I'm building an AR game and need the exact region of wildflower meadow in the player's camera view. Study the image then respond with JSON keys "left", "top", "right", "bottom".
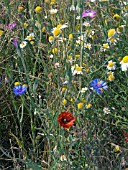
{"left": 0, "top": 0, "right": 128, "bottom": 169}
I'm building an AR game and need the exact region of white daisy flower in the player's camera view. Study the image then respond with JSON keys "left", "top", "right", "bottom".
{"left": 20, "top": 41, "right": 27, "bottom": 48}
{"left": 107, "top": 60, "right": 116, "bottom": 70}
{"left": 71, "top": 64, "right": 83, "bottom": 75}
{"left": 120, "top": 56, "right": 128, "bottom": 71}
{"left": 49, "top": 9, "right": 58, "bottom": 15}
{"left": 103, "top": 107, "right": 111, "bottom": 114}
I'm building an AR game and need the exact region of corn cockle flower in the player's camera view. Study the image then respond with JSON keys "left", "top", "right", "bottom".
{"left": 120, "top": 56, "right": 128, "bottom": 71}
{"left": 58, "top": 112, "right": 76, "bottom": 129}
{"left": 13, "top": 39, "right": 18, "bottom": 48}
{"left": 90, "top": 78, "right": 108, "bottom": 94}
{"left": 7, "top": 22, "right": 16, "bottom": 30}
{"left": 35, "top": 6, "right": 42, "bottom": 13}
{"left": 13, "top": 82, "right": 27, "bottom": 95}
{"left": 82, "top": 10, "right": 96, "bottom": 18}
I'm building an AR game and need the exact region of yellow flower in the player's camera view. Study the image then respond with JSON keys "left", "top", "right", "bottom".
{"left": 50, "top": 0, "right": 56, "bottom": 5}
{"left": 75, "top": 54, "right": 80, "bottom": 59}
{"left": 53, "top": 28, "right": 61, "bottom": 37}
{"left": 42, "top": 27, "right": 46, "bottom": 32}
{"left": 45, "top": 0, "right": 50, "bottom": 3}
{"left": 57, "top": 24, "right": 62, "bottom": 29}
{"left": 30, "top": 41, "right": 34, "bottom": 45}
{"left": 122, "top": 56, "right": 128, "bottom": 63}
{"left": 49, "top": 36, "right": 54, "bottom": 43}
{"left": 69, "top": 34, "right": 73, "bottom": 40}
{"left": 62, "top": 87, "right": 67, "bottom": 92}
{"left": 24, "top": 22, "right": 28, "bottom": 28}
{"left": 114, "top": 145, "right": 120, "bottom": 152}
{"left": 113, "top": 14, "right": 120, "bottom": 20}
{"left": 82, "top": 63, "right": 86, "bottom": 67}
{"left": 0, "top": 30, "right": 4, "bottom": 36}
{"left": 75, "top": 66, "right": 82, "bottom": 72}
{"left": 107, "top": 72, "right": 115, "bottom": 81}
{"left": 60, "top": 154, "right": 67, "bottom": 161}
{"left": 108, "top": 29, "right": 116, "bottom": 38}
{"left": 77, "top": 103, "right": 84, "bottom": 110}
{"left": 86, "top": 103, "right": 92, "bottom": 109}
{"left": 18, "top": 6, "right": 24, "bottom": 13}
{"left": 85, "top": 68, "right": 90, "bottom": 73}
{"left": 67, "top": 55, "right": 72, "bottom": 60}
{"left": 76, "top": 24, "right": 80, "bottom": 31}
{"left": 52, "top": 48, "right": 58, "bottom": 54}
{"left": 103, "top": 43, "right": 109, "bottom": 49}
{"left": 15, "top": 82, "right": 21, "bottom": 86}
{"left": 62, "top": 99, "right": 67, "bottom": 105}
{"left": 35, "top": 6, "right": 42, "bottom": 13}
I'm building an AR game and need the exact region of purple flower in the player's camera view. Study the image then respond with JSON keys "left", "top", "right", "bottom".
{"left": 13, "top": 83, "right": 27, "bottom": 95}
{"left": 7, "top": 22, "right": 16, "bottom": 30}
{"left": 90, "top": 78, "right": 108, "bottom": 94}
{"left": 82, "top": 10, "right": 96, "bottom": 18}
{"left": 13, "top": 38, "right": 18, "bottom": 48}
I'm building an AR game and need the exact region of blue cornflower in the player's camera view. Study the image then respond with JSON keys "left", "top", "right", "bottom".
{"left": 13, "top": 82, "right": 27, "bottom": 95}
{"left": 89, "top": 78, "right": 108, "bottom": 94}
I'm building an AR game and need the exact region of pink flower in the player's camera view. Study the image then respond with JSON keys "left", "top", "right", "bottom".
{"left": 7, "top": 22, "right": 16, "bottom": 30}
{"left": 82, "top": 10, "right": 96, "bottom": 18}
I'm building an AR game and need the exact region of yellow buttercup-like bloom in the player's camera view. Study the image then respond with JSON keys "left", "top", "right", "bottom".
{"left": 69, "top": 34, "right": 73, "bottom": 40}
{"left": 52, "top": 48, "right": 58, "bottom": 54}
{"left": 108, "top": 29, "right": 116, "bottom": 38}
{"left": 0, "top": 30, "right": 4, "bottom": 36}
{"left": 53, "top": 28, "right": 61, "bottom": 37}
{"left": 113, "top": 14, "right": 120, "bottom": 20}
{"left": 35, "top": 6, "right": 42, "bottom": 13}
{"left": 24, "top": 22, "right": 28, "bottom": 28}
{"left": 62, "top": 99, "right": 67, "bottom": 105}
{"left": 18, "top": 6, "right": 24, "bottom": 13}
{"left": 15, "top": 82, "right": 21, "bottom": 86}
{"left": 77, "top": 103, "right": 84, "bottom": 110}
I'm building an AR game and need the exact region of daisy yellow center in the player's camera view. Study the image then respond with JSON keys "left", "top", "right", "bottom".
{"left": 75, "top": 66, "right": 82, "bottom": 72}
{"left": 53, "top": 28, "right": 61, "bottom": 36}
{"left": 21, "top": 43, "right": 25, "bottom": 47}
{"left": 98, "top": 81, "right": 101, "bottom": 85}
{"left": 108, "top": 62, "right": 114, "bottom": 67}
{"left": 57, "top": 24, "right": 62, "bottom": 29}
{"left": 122, "top": 56, "right": 128, "bottom": 63}
{"left": 108, "top": 29, "right": 115, "bottom": 37}
{"left": 103, "top": 43, "right": 109, "bottom": 48}
{"left": 27, "top": 36, "right": 33, "bottom": 41}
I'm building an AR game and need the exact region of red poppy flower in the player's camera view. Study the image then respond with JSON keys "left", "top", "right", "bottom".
{"left": 122, "top": 131, "right": 128, "bottom": 142}
{"left": 58, "top": 112, "right": 76, "bottom": 129}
